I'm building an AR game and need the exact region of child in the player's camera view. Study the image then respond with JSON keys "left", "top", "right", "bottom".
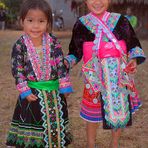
{"left": 6, "top": 0, "right": 73, "bottom": 147}
{"left": 64, "top": 0, "right": 146, "bottom": 148}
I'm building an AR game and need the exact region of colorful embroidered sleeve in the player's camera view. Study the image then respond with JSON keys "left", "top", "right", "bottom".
{"left": 53, "top": 37, "right": 73, "bottom": 94}
{"left": 11, "top": 39, "right": 32, "bottom": 99}
{"left": 64, "top": 54, "right": 78, "bottom": 70}
{"left": 65, "top": 20, "right": 94, "bottom": 69}
{"left": 119, "top": 15, "right": 146, "bottom": 64}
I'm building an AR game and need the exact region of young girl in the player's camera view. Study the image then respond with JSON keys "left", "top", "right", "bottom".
{"left": 65, "top": 0, "right": 146, "bottom": 147}
{"left": 6, "top": 0, "right": 73, "bottom": 147}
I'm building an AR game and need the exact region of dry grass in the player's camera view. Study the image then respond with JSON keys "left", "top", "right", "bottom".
{"left": 0, "top": 30, "right": 148, "bottom": 148}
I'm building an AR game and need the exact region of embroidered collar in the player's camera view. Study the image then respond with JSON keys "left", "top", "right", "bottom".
{"left": 23, "top": 33, "right": 52, "bottom": 81}
{"left": 80, "top": 12, "right": 123, "bottom": 55}
{"left": 79, "top": 12, "right": 120, "bottom": 33}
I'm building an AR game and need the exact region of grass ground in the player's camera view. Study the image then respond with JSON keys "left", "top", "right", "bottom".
{"left": 0, "top": 30, "right": 148, "bottom": 148}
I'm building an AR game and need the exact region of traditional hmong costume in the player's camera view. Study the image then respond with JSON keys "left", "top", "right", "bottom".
{"left": 6, "top": 33, "right": 73, "bottom": 148}
{"left": 65, "top": 12, "right": 146, "bottom": 129}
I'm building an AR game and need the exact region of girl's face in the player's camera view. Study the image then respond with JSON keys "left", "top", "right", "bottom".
{"left": 22, "top": 9, "right": 48, "bottom": 45}
{"left": 85, "top": 0, "right": 109, "bottom": 16}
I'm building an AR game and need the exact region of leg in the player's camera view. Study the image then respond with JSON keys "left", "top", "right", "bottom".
{"left": 110, "top": 128, "right": 121, "bottom": 148}
{"left": 86, "top": 121, "right": 98, "bottom": 148}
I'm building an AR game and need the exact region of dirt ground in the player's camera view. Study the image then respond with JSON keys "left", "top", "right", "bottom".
{"left": 0, "top": 30, "right": 148, "bottom": 148}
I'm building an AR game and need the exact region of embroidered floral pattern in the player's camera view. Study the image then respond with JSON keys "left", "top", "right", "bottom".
{"left": 23, "top": 33, "right": 52, "bottom": 81}
{"left": 11, "top": 34, "right": 72, "bottom": 97}
{"left": 64, "top": 54, "right": 78, "bottom": 69}
{"left": 80, "top": 12, "right": 132, "bottom": 128}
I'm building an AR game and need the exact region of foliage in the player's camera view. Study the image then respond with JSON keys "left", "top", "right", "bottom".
{"left": 0, "top": 1, "right": 6, "bottom": 9}
{"left": 0, "top": 0, "right": 22, "bottom": 14}
{"left": 0, "top": 0, "right": 22, "bottom": 27}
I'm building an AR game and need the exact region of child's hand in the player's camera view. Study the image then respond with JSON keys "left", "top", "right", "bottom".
{"left": 124, "top": 59, "right": 137, "bottom": 74}
{"left": 64, "top": 93, "right": 71, "bottom": 98}
{"left": 26, "top": 94, "right": 37, "bottom": 102}
{"left": 64, "top": 59, "right": 69, "bottom": 70}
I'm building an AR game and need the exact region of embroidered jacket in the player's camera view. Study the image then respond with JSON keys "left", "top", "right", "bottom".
{"left": 11, "top": 33, "right": 73, "bottom": 99}
{"left": 65, "top": 13, "right": 145, "bottom": 67}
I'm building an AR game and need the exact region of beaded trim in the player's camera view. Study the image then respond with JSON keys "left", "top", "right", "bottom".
{"left": 23, "top": 33, "right": 52, "bottom": 81}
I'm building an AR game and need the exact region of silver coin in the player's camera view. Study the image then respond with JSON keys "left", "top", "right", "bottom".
{"left": 86, "top": 84, "right": 90, "bottom": 89}
{"left": 93, "top": 98, "right": 98, "bottom": 104}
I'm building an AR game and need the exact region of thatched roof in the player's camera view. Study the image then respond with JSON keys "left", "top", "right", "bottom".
{"left": 72, "top": 0, "right": 148, "bottom": 5}
{"left": 111, "top": 0, "right": 148, "bottom": 4}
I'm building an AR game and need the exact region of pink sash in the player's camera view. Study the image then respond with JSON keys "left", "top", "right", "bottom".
{"left": 83, "top": 40, "right": 127, "bottom": 64}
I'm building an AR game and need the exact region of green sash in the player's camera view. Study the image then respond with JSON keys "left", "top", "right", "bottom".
{"left": 28, "top": 80, "right": 59, "bottom": 91}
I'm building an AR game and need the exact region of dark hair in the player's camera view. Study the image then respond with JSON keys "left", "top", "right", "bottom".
{"left": 20, "top": 0, "right": 53, "bottom": 32}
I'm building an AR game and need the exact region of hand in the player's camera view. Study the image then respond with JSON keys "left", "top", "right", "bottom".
{"left": 124, "top": 59, "right": 137, "bottom": 74}
{"left": 26, "top": 94, "right": 37, "bottom": 102}
{"left": 64, "top": 93, "right": 71, "bottom": 98}
{"left": 64, "top": 59, "right": 69, "bottom": 69}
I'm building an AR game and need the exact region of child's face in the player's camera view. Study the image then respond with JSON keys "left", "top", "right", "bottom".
{"left": 22, "top": 9, "right": 48, "bottom": 43}
{"left": 85, "top": 0, "right": 109, "bottom": 16}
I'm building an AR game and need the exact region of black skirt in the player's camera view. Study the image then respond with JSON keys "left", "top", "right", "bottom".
{"left": 6, "top": 89, "right": 72, "bottom": 148}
